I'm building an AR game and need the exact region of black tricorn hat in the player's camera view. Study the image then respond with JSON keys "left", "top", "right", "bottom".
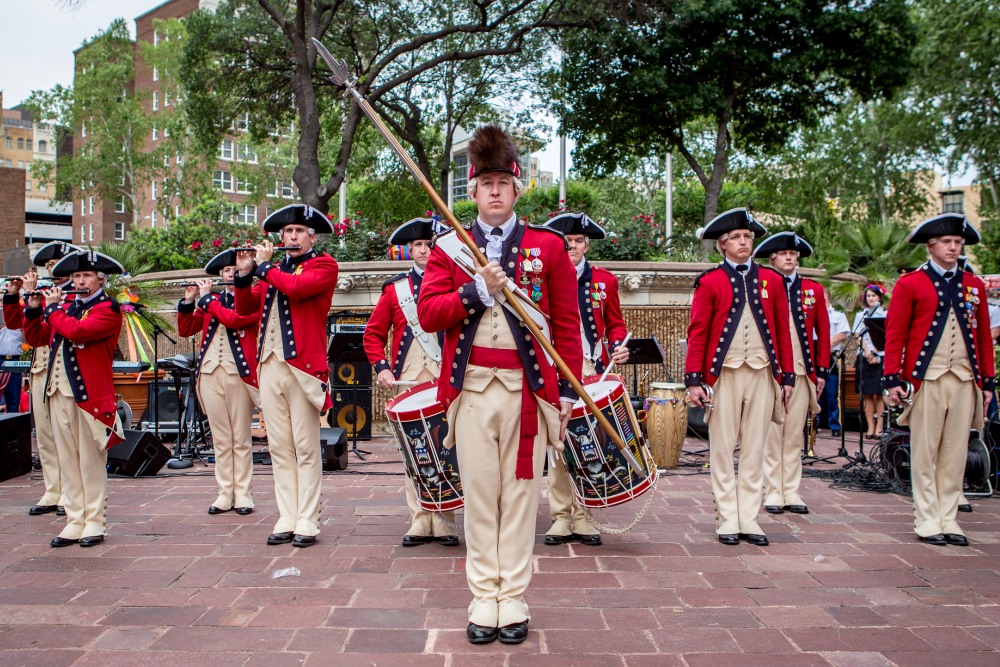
{"left": 388, "top": 217, "right": 448, "bottom": 245}
{"left": 752, "top": 231, "right": 813, "bottom": 260}
{"left": 32, "top": 241, "right": 81, "bottom": 267}
{"left": 51, "top": 250, "right": 125, "bottom": 278}
{"left": 696, "top": 208, "right": 767, "bottom": 241}
{"left": 261, "top": 203, "right": 335, "bottom": 234}
{"left": 907, "top": 214, "right": 980, "bottom": 245}
{"left": 467, "top": 125, "right": 521, "bottom": 180}
{"left": 544, "top": 212, "right": 607, "bottom": 240}
{"left": 204, "top": 249, "right": 238, "bottom": 276}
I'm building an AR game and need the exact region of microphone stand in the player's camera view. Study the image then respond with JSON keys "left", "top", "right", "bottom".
{"left": 134, "top": 306, "right": 175, "bottom": 443}
{"left": 837, "top": 308, "right": 874, "bottom": 470}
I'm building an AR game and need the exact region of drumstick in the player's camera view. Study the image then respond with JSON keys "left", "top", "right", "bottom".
{"left": 598, "top": 332, "right": 632, "bottom": 384}
{"left": 391, "top": 380, "right": 419, "bottom": 386}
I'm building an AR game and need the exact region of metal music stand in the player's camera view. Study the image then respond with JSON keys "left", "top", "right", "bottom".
{"left": 622, "top": 336, "right": 667, "bottom": 395}
{"left": 160, "top": 354, "right": 208, "bottom": 469}
{"left": 327, "top": 325, "right": 372, "bottom": 460}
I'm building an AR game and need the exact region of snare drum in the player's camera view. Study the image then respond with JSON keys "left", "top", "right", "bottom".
{"left": 385, "top": 382, "right": 463, "bottom": 512}
{"left": 645, "top": 382, "right": 688, "bottom": 468}
{"left": 561, "top": 374, "right": 658, "bottom": 508}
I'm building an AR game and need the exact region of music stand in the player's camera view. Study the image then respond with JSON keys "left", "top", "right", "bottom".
{"left": 327, "top": 326, "right": 372, "bottom": 460}
{"left": 623, "top": 336, "right": 667, "bottom": 395}
{"left": 864, "top": 316, "right": 886, "bottom": 351}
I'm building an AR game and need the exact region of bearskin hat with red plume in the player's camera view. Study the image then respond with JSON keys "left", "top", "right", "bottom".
{"left": 467, "top": 124, "right": 521, "bottom": 180}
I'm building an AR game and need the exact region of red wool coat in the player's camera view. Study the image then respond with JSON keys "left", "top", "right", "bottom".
{"left": 684, "top": 262, "right": 795, "bottom": 388}
{"left": 177, "top": 291, "right": 261, "bottom": 388}
{"left": 788, "top": 275, "right": 832, "bottom": 384}
{"left": 363, "top": 269, "right": 437, "bottom": 377}
{"left": 23, "top": 293, "right": 125, "bottom": 447}
{"left": 578, "top": 262, "right": 628, "bottom": 371}
{"left": 883, "top": 264, "right": 995, "bottom": 393}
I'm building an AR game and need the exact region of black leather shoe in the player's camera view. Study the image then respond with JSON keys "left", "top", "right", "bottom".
{"left": 267, "top": 531, "right": 294, "bottom": 545}
{"left": 944, "top": 533, "right": 969, "bottom": 546}
{"left": 831, "top": 430, "right": 841, "bottom": 437}
{"left": 764, "top": 505, "right": 784, "bottom": 514}
{"left": 919, "top": 534, "right": 947, "bottom": 546}
{"left": 958, "top": 504, "right": 973, "bottom": 513}
{"left": 718, "top": 534, "right": 739, "bottom": 546}
{"left": 208, "top": 506, "right": 232, "bottom": 515}
{"left": 402, "top": 535, "right": 433, "bottom": 547}
{"left": 435, "top": 535, "right": 460, "bottom": 547}
{"left": 544, "top": 534, "right": 573, "bottom": 545}
{"left": 467, "top": 623, "right": 499, "bottom": 644}
{"left": 575, "top": 533, "right": 602, "bottom": 546}
{"left": 498, "top": 621, "right": 529, "bottom": 644}
{"left": 740, "top": 533, "right": 770, "bottom": 546}
{"left": 292, "top": 535, "right": 316, "bottom": 548}
{"left": 56, "top": 506, "right": 66, "bottom": 516}
{"left": 50, "top": 536, "right": 79, "bottom": 547}
{"left": 29, "top": 505, "right": 58, "bottom": 516}
{"left": 234, "top": 507, "right": 253, "bottom": 515}
{"left": 80, "top": 535, "right": 104, "bottom": 547}
{"left": 784, "top": 505, "right": 809, "bottom": 514}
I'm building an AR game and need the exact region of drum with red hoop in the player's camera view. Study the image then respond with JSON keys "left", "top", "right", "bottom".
{"left": 385, "top": 381, "right": 463, "bottom": 512}
{"left": 561, "top": 374, "right": 658, "bottom": 508}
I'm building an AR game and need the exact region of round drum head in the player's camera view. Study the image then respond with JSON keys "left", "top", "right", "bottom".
{"left": 649, "top": 382, "right": 685, "bottom": 390}
{"left": 573, "top": 379, "right": 619, "bottom": 408}
{"left": 386, "top": 381, "right": 443, "bottom": 420}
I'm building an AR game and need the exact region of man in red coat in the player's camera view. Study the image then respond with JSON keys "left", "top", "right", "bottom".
{"left": 363, "top": 216, "right": 458, "bottom": 547}
{"left": 235, "top": 204, "right": 338, "bottom": 548}
{"left": 23, "top": 250, "right": 125, "bottom": 547}
{"left": 3, "top": 241, "right": 80, "bottom": 517}
{"left": 884, "top": 214, "right": 995, "bottom": 546}
{"left": 541, "top": 212, "right": 629, "bottom": 547}
{"left": 418, "top": 125, "right": 582, "bottom": 645}
{"left": 684, "top": 209, "right": 794, "bottom": 547}
{"left": 753, "top": 232, "right": 830, "bottom": 515}
{"left": 178, "top": 249, "right": 261, "bottom": 516}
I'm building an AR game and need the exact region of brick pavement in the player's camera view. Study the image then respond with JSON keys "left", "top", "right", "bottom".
{"left": 0, "top": 431, "right": 997, "bottom": 666}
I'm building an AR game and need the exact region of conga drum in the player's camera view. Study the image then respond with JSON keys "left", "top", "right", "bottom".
{"left": 645, "top": 382, "right": 688, "bottom": 468}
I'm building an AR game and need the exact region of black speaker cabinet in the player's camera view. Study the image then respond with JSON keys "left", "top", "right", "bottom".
{"left": 320, "top": 427, "right": 348, "bottom": 471}
{"left": 331, "top": 386, "right": 372, "bottom": 440}
{"left": 0, "top": 412, "right": 32, "bottom": 482}
{"left": 107, "top": 429, "right": 171, "bottom": 477}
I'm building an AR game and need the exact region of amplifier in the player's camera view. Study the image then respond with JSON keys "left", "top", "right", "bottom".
{"left": 0, "top": 413, "right": 32, "bottom": 482}
{"left": 0, "top": 360, "right": 30, "bottom": 372}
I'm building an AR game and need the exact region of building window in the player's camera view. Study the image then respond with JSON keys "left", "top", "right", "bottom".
{"left": 452, "top": 153, "right": 469, "bottom": 201}
{"left": 213, "top": 170, "right": 233, "bottom": 192}
{"left": 39, "top": 183, "right": 46, "bottom": 193}
{"left": 153, "top": 67, "right": 159, "bottom": 82}
{"left": 80, "top": 225, "right": 85, "bottom": 243}
{"left": 175, "top": 205, "right": 181, "bottom": 218}
{"left": 80, "top": 200, "right": 86, "bottom": 217}
{"left": 236, "top": 176, "right": 251, "bottom": 194}
{"left": 237, "top": 143, "right": 258, "bottom": 163}
{"left": 17, "top": 161, "right": 24, "bottom": 169}
{"left": 38, "top": 140, "right": 47, "bottom": 153}
{"left": 153, "top": 91, "right": 159, "bottom": 111}
{"left": 115, "top": 196, "right": 126, "bottom": 213}
{"left": 272, "top": 180, "right": 294, "bottom": 198}
{"left": 151, "top": 210, "right": 158, "bottom": 227}
{"left": 153, "top": 30, "right": 159, "bottom": 46}
{"left": 152, "top": 126, "right": 159, "bottom": 141}
{"left": 151, "top": 181, "right": 158, "bottom": 200}
{"left": 164, "top": 91, "right": 171, "bottom": 107}
{"left": 164, "top": 154, "right": 170, "bottom": 167}
{"left": 236, "top": 113, "right": 250, "bottom": 132}
{"left": 17, "top": 138, "right": 24, "bottom": 150}
{"left": 114, "top": 222, "right": 126, "bottom": 241}
{"left": 218, "top": 140, "right": 234, "bottom": 160}
{"left": 942, "top": 191, "right": 964, "bottom": 215}
{"left": 25, "top": 181, "right": 31, "bottom": 192}
{"left": 88, "top": 223, "right": 94, "bottom": 241}
{"left": 4, "top": 137, "right": 10, "bottom": 149}
{"left": 236, "top": 204, "right": 257, "bottom": 224}
{"left": 163, "top": 126, "right": 170, "bottom": 138}
{"left": 26, "top": 139, "right": 32, "bottom": 151}
{"left": 81, "top": 122, "right": 87, "bottom": 138}
{"left": 88, "top": 196, "right": 94, "bottom": 214}
{"left": 176, "top": 153, "right": 183, "bottom": 164}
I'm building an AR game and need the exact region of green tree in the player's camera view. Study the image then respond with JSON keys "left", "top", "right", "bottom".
{"left": 548, "top": 0, "right": 915, "bottom": 224}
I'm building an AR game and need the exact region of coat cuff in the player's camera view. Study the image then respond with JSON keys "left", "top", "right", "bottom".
{"left": 457, "top": 280, "right": 489, "bottom": 315}
{"left": 684, "top": 371, "right": 702, "bottom": 388}
{"left": 234, "top": 271, "right": 254, "bottom": 289}
{"left": 197, "top": 294, "right": 218, "bottom": 310}
{"left": 177, "top": 299, "right": 196, "bottom": 314}
{"left": 816, "top": 366, "right": 830, "bottom": 381}
{"left": 25, "top": 305, "right": 43, "bottom": 320}
{"left": 3, "top": 293, "right": 20, "bottom": 305}
{"left": 781, "top": 372, "right": 796, "bottom": 387}
{"left": 883, "top": 373, "right": 902, "bottom": 389}
{"left": 983, "top": 376, "right": 996, "bottom": 392}
{"left": 255, "top": 261, "right": 275, "bottom": 281}
{"left": 373, "top": 360, "right": 391, "bottom": 374}
{"left": 559, "top": 379, "right": 578, "bottom": 403}
{"left": 43, "top": 303, "right": 61, "bottom": 319}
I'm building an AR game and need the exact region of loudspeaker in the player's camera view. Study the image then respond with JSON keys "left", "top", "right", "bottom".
{"left": 332, "top": 386, "right": 372, "bottom": 440}
{"left": 330, "top": 361, "right": 372, "bottom": 387}
{"left": 107, "top": 429, "right": 172, "bottom": 477}
{"left": 320, "top": 427, "right": 348, "bottom": 471}
{"left": 0, "top": 413, "right": 32, "bottom": 482}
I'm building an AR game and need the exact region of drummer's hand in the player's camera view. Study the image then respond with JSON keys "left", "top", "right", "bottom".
{"left": 783, "top": 385, "right": 793, "bottom": 411}
{"left": 611, "top": 344, "right": 629, "bottom": 365}
{"left": 884, "top": 386, "right": 905, "bottom": 408}
{"left": 686, "top": 385, "right": 708, "bottom": 409}
{"left": 476, "top": 260, "right": 506, "bottom": 296}
{"left": 376, "top": 369, "right": 395, "bottom": 391}
{"left": 559, "top": 400, "right": 573, "bottom": 441}
{"left": 815, "top": 378, "right": 826, "bottom": 396}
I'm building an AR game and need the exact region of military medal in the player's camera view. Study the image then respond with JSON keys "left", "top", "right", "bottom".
{"left": 761, "top": 280, "right": 768, "bottom": 299}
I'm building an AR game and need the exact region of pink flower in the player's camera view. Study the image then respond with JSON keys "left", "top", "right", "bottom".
{"left": 231, "top": 240, "right": 238, "bottom": 247}
{"left": 213, "top": 238, "right": 223, "bottom": 248}
{"left": 190, "top": 241, "right": 202, "bottom": 250}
